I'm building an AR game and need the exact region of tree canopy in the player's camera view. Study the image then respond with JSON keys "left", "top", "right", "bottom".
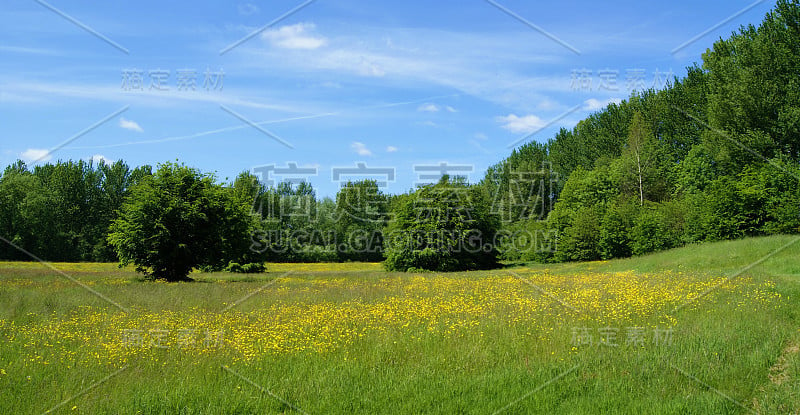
{"left": 107, "top": 162, "right": 256, "bottom": 281}
{"left": 384, "top": 176, "right": 500, "bottom": 272}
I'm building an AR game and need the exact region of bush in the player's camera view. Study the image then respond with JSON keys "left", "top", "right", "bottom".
{"left": 559, "top": 206, "right": 602, "bottom": 261}
{"left": 630, "top": 208, "right": 673, "bottom": 256}
{"left": 598, "top": 200, "right": 636, "bottom": 259}
{"left": 683, "top": 177, "right": 746, "bottom": 242}
{"left": 225, "top": 262, "right": 265, "bottom": 273}
{"left": 297, "top": 245, "right": 338, "bottom": 263}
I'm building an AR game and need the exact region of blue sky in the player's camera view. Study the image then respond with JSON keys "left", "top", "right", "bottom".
{"left": 0, "top": 0, "right": 775, "bottom": 197}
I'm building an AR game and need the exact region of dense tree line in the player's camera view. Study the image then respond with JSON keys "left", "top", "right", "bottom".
{"left": 0, "top": 160, "right": 395, "bottom": 265}
{"left": 1, "top": 1, "right": 798, "bottom": 274}
{"left": 0, "top": 156, "right": 497, "bottom": 278}
{"left": 0, "top": 160, "right": 151, "bottom": 262}
{"left": 489, "top": 0, "right": 800, "bottom": 262}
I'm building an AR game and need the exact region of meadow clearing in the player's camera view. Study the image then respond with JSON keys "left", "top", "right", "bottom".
{"left": 1, "top": 235, "right": 800, "bottom": 414}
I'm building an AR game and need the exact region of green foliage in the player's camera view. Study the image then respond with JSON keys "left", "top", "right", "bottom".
{"left": 384, "top": 176, "right": 500, "bottom": 272}
{"left": 483, "top": 142, "right": 556, "bottom": 223}
{"left": 494, "top": 219, "right": 556, "bottom": 263}
{"left": 614, "top": 111, "right": 675, "bottom": 204}
{"left": 736, "top": 158, "right": 800, "bottom": 234}
{"left": 676, "top": 142, "right": 718, "bottom": 194}
{"left": 483, "top": 1, "right": 800, "bottom": 263}
{"left": 598, "top": 199, "right": 636, "bottom": 259}
{"left": 703, "top": 0, "right": 800, "bottom": 161}
{"left": 334, "top": 180, "right": 388, "bottom": 261}
{"left": 684, "top": 177, "right": 748, "bottom": 242}
{"left": 630, "top": 207, "right": 674, "bottom": 256}
{"left": 557, "top": 206, "right": 601, "bottom": 262}
{"left": 547, "top": 166, "right": 617, "bottom": 261}
{"left": 250, "top": 180, "right": 325, "bottom": 262}
{"left": 0, "top": 159, "right": 146, "bottom": 262}
{"left": 2, "top": 2, "right": 800, "bottom": 269}
{"left": 108, "top": 162, "right": 255, "bottom": 281}
{"left": 225, "top": 262, "right": 265, "bottom": 273}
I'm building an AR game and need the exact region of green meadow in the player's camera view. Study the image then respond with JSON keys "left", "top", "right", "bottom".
{"left": 1, "top": 235, "right": 799, "bottom": 414}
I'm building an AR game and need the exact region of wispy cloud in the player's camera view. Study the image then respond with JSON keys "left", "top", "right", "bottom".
{"left": 237, "top": 3, "right": 259, "bottom": 16}
{"left": 119, "top": 117, "right": 143, "bottom": 132}
{"left": 2, "top": 25, "right": 576, "bottom": 116}
{"left": 21, "top": 148, "right": 51, "bottom": 163}
{"left": 418, "top": 103, "right": 440, "bottom": 112}
{"left": 0, "top": 80, "right": 314, "bottom": 113}
{"left": 262, "top": 23, "right": 327, "bottom": 50}
{"left": 355, "top": 56, "right": 385, "bottom": 77}
{"left": 417, "top": 103, "right": 457, "bottom": 113}
{"left": 65, "top": 93, "right": 460, "bottom": 150}
{"left": 496, "top": 114, "right": 545, "bottom": 134}
{"left": 233, "top": 26, "right": 575, "bottom": 110}
{"left": 351, "top": 141, "right": 372, "bottom": 156}
{"left": 0, "top": 45, "right": 64, "bottom": 56}
{"left": 584, "top": 98, "right": 622, "bottom": 111}
{"left": 386, "top": 145, "right": 398, "bottom": 153}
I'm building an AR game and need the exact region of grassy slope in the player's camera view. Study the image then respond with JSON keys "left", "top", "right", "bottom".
{"left": 505, "top": 234, "right": 800, "bottom": 413}
{"left": 0, "top": 235, "right": 798, "bottom": 414}
{"left": 512, "top": 234, "right": 800, "bottom": 276}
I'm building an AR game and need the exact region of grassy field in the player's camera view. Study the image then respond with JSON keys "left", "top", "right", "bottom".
{"left": 1, "top": 235, "right": 800, "bottom": 414}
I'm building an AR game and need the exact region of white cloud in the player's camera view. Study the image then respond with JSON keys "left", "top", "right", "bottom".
{"left": 262, "top": 23, "right": 327, "bottom": 50}
{"left": 474, "top": 132, "right": 488, "bottom": 141}
{"left": 495, "top": 114, "right": 546, "bottom": 134}
{"left": 418, "top": 103, "right": 439, "bottom": 112}
{"left": 21, "top": 148, "right": 51, "bottom": 163}
{"left": 584, "top": 98, "right": 622, "bottom": 111}
{"left": 0, "top": 79, "right": 316, "bottom": 113}
{"left": 351, "top": 141, "right": 372, "bottom": 156}
{"left": 386, "top": 146, "right": 398, "bottom": 153}
{"left": 119, "top": 117, "right": 143, "bottom": 132}
{"left": 356, "top": 57, "right": 385, "bottom": 77}
{"left": 536, "top": 99, "right": 559, "bottom": 111}
{"left": 88, "top": 154, "right": 113, "bottom": 164}
{"left": 417, "top": 103, "right": 456, "bottom": 113}
{"left": 238, "top": 26, "right": 580, "bottom": 109}
{"left": 469, "top": 139, "right": 491, "bottom": 155}
{"left": 237, "top": 3, "right": 259, "bottom": 16}
{"left": 3, "top": 29, "right": 571, "bottom": 112}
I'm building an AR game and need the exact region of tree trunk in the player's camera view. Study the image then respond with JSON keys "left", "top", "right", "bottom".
{"left": 636, "top": 151, "right": 643, "bottom": 206}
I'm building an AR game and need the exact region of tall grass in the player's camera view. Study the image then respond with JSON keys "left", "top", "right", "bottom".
{"left": 1, "top": 235, "right": 799, "bottom": 414}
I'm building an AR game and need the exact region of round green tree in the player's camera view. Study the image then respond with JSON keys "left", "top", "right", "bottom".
{"left": 108, "top": 162, "right": 255, "bottom": 281}
{"left": 383, "top": 176, "right": 500, "bottom": 272}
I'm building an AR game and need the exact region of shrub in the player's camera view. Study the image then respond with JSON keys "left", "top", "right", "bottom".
{"left": 225, "top": 262, "right": 265, "bottom": 273}
{"left": 630, "top": 208, "right": 673, "bottom": 255}
{"left": 598, "top": 200, "right": 636, "bottom": 259}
